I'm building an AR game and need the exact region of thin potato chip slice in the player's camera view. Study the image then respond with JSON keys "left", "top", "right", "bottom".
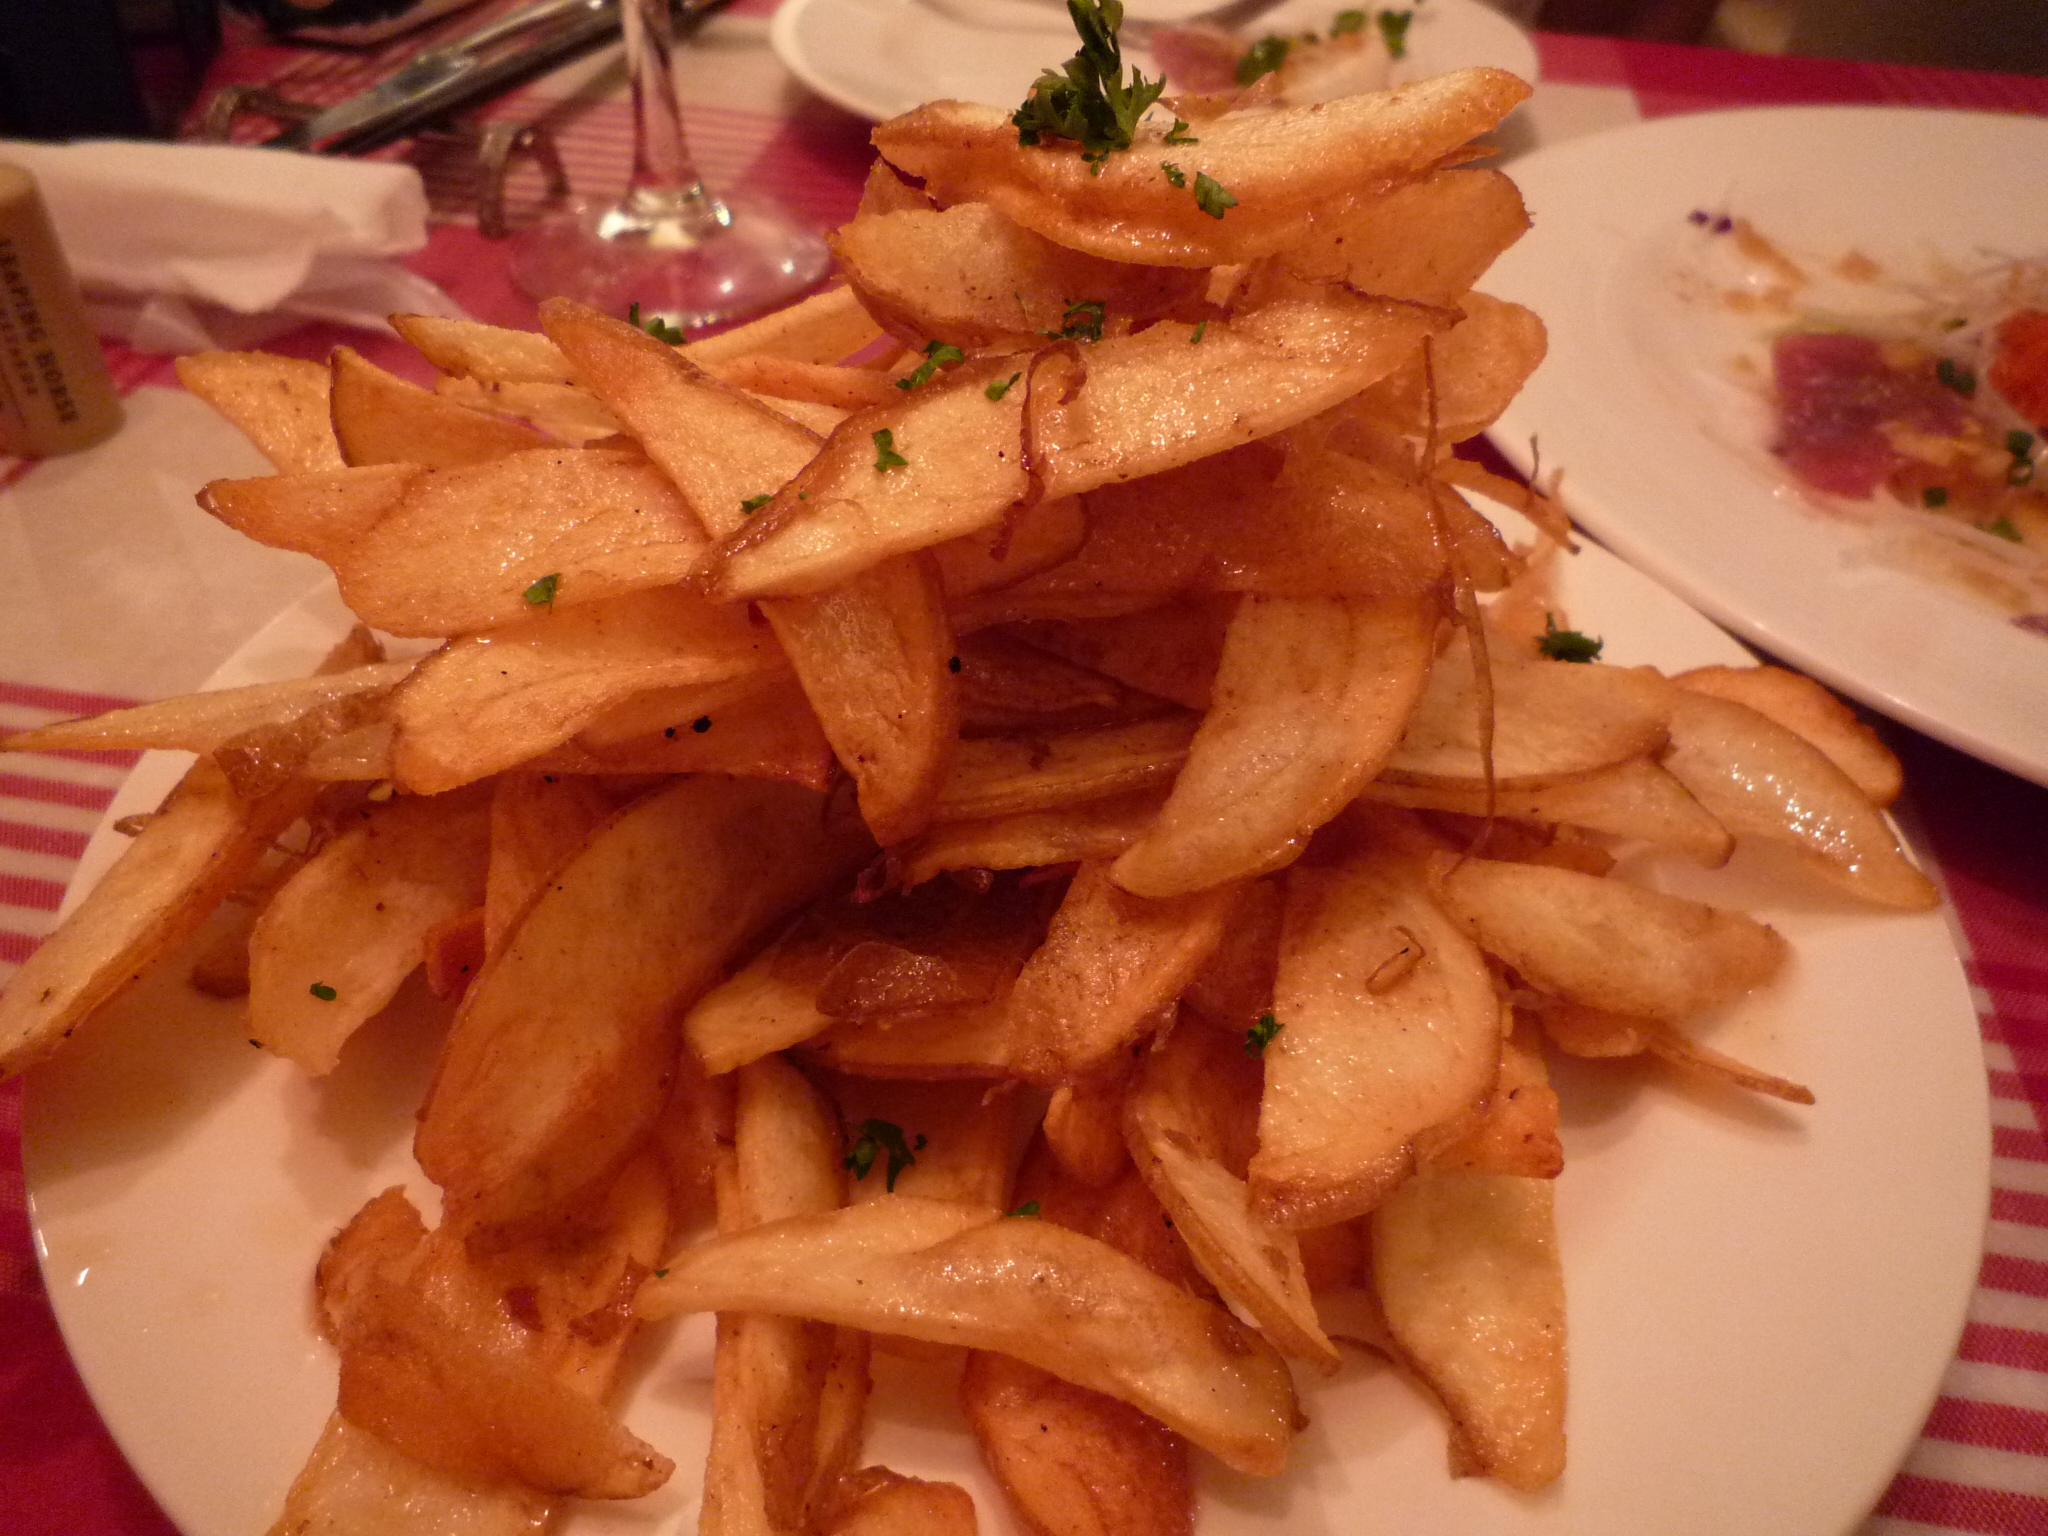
{"left": 175, "top": 350, "right": 343, "bottom": 472}
{"left": 1674, "top": 665, "right": 1902, "bottom": 807}
{"left": 639, "top": 1196, "right": 1298, "bottom": 1475}
{"left": 330, "top": 347, "right": 551, "bottom": 468}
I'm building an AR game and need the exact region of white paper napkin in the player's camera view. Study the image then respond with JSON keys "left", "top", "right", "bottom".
{"left": 0, "top": 139, "right": 467, "bottom": 354}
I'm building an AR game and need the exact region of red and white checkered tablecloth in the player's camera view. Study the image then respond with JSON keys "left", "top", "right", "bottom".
{"left": 2, "top": 15, "right": 2045, "bottom": 1534}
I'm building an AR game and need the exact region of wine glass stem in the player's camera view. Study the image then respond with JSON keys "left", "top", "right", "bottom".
{"left": 614, "top": 0, "right": 728, "bottom": 234}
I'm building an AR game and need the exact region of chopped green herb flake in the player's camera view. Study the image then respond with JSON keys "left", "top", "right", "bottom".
{"left": 1985, "top": 515, "right": 2023, "bottom": 543}
{"left": 1046, "top": 298, "right": 1107, "bottom": 342}
{"left": 1192, "top": 172, "right": 1237, "bottom": 220}
{"left": 654, "top": 1268, "right": 668, "bottom": 1278}
{"left": 310, "top": 982, "right": 338, "bottom": 1002}
{"left": 1538, "top": 614, "right": 1604, "bottom": 663}
{"left": 873, "top": 428, "right": 909, "bottom": 471}
{"left": 895, "top": 339, "right": 969, "bottom": 391}
{"left": 1161, "top": 161, "right": 1186, "bottom": 188}
{"left": 2008, "top": 429, "right": 2036, "bottom": 460}
{"left": 523, "top": 572, "right": 560, "bottom": 607}
{"left": 740, "top": 493, "right": 773, "bottom": 513}
{"left": 1011, "top": 0, "right": 1165, "bottom": 160}
{"left": 845, "top": 1119, "right": 921, "bottom": 1191}
{"left": 692, "top": 715, "right": 712, "bottom": 733}
{"left": 1376, "top": 8, "right": 1413, "bottom": 57}
{"left": 1164, "top": 117, "right": 1198, "bottom": 145}
{"left": 1923, "top": 485, "right": 1949, "bottom": 508}
{"left": 1245, "top": 1011, "right": 1282, "bottom": 1056}
{"left": 1330, "top": 7, "right": 1366, "bottom": 32}
{"left": 1236, "top": 34, "right": 1291, "bottom": 84}
{"left": 626, "top": 302, "right": 686, "bottom": 345}
{"left": 1008, "top": 1201, "right": 1042, "bottom": 1218}
{"left": 1935, "top": 357, "right": 1976, "bottom": 396}
{"left": 987, "top": 371, "right": 1023, "bottom": 401}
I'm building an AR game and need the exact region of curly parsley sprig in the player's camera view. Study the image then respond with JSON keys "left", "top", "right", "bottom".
{"left": 1012, "top": 0, "right": 1165, "bottom": 165}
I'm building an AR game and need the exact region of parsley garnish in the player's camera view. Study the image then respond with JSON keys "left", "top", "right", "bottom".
{"left": 845, "top": 1119, "right": 922, "bottom": 1191}
{"left": 310, "top": 982, "right": 338, "bottom": 1002}
{"left": 523, "top": 573, "right": 560, "bottom": 608}
{"left": 1985, "top": 515, "right": 2023, "bottom": 543}
{"left": 1331, "top": 8, "right": 1366, "bottom": 32}
{"left": 1164, "top": 118, "right": 1198, "bottom": 145}
{"left": 1376, "top": 8, "right": 1413, "bottom": 58}
{"left": 1245, "top": 1011, "right": 1282, "bottom": 1056}
{"left": 1192, "top": 172, "right": 1237, "bottom": 219}
{"left": 1923, "top": 486, "right": 1949, "bottom": 509}
{"left": 987, "top": 372, "right": 1022, "bottom": 401}
{"left": 1047, "top": 298, "right": 1107, "bottom": 342}
{"left": 1008, "top": 1201, "right": 1042, "bottom": 1217}
{"left": 1935, "top": 357, "right": 1976, "bottom": 396}
{"left": 873, "top": 428, "right": 909, "bottom": 471}
{"left": 896, "top": 339, "right": 968, "bottom": 391}
{"left": 626, "top": 302, "right": 685, "bottom": 345}
{"left": 654, "top": 1268, "right": 668, "bottom": 1278}
{"left": 2008, "top": 430, "right": 2036, "bottom": 459}
{"left": 1161, "top": 161, "right": 1186, "bottom": 188}
{"left": 1011, "top": 0, "right": 1164, "bottom": 164}
{"left": 691, "top": 715, "right": 712, "bottom": 733}
{"left": 1538, "top": 614, "right": 1604, "bottom": 663}
{"left": 1236, "top": 34, "right": 1291, "bottom": 84}
{"left": 740, "top": 493, "right": 773, "bottom": 513}
{"left": 1191, "top": 320, "right": 1207, "bottom": 344}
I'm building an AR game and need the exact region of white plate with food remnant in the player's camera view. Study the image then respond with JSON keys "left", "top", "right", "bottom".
{"left": 1486, "top": 106, "right": 2048, "bottom": 787}
{"left": 26, "top": 523, "right": 1986, "bottom": 1536}
{"left": 771, "top": 0, "right": 1536, "bottom": 123}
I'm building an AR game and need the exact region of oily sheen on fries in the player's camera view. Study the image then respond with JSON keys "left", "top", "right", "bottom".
{"left": 1, "top": 24, "right": 1955, "bottom": 1535}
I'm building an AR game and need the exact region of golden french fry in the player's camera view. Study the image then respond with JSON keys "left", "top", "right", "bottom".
{"left": 1412, "top": 1017, "right": 1563, "bottom": 1178}
{"left": 332, "top": 448, "right": 707, "bottom": 638}
{"left": 704, "top": 1057, "right": 870, "bottom": 1536}
{"left": 387, "top": 587, "right": 783, "bottom": 794}
{"left": 681, "top": 284, "right": 885, "bottom": 369}
{"left": 483, "top": 771, "right": 625, "bottom": 953}
{"left": 268, "top": 1412, "right": 549, "bottom": 1536}
{"left": 175, "top": 349, "right": 343, "bottom": 472}
{"left": 830, "top": 1075, "right": 1025, "bottom": 1208}
{"left": 1283, "top": 168, "right": 1529, "bottom": 305}
{"left": 0, "top": 757, "right": 319, "bottom": 1079}
{"left": 1663, "top": 689, "right": 1935, "bottom": 908}
{"left": 961, "top": 1350, "right": 1191, "bottom": 1536}
{"left": 639, "top": 1196, "right": 1299, "bottom": 1475}
{"left": 1010, "top": 860, "right": 1240, "bottom": 1079}
{"left": 952, "top": 629, "right": 1141, "bottom": 736}
{"left": 892, "top": 788, "right": 1166, "bottom": 889}
{"left": 1361, "top": 756, "right": 1734, "bottom": 867}
{"left": 1113, "top": 593, "right": 1437, "bottom": 897}
{"left": 200, "top": 462, "right": 420, "bottom": 563}
{"left": 1347, "top": 292, "right": 1548, "bottom": 447}
{"left": 1042, "top": 1074, "right": 1133, "bottom": 1188}
{"left": 708, "top": 355, "right": 901, "bottom": 410}
{"left": 817, "top": 1466, "right": 980, "bottom": 1536}
{"left": 1385, "top": 638, "right": 1674, "bottom": 786}
{"left": 1251, "top": 837, "right": 1500, "bottom": 1227}
{"left": 873, "top": 69, "right": 1530, "bottom": 267}
{"left": 832, "top": 202, "right": 1205, "bottom": 350}
{"left": 1370, "top": 1170, "right": 1566, "bottom": 1491}
{"left": 1436, "top": 858, "right": 1786, "bottom": 1023}
{"left": 436, "top": 374, "right": 625, "bottom": 444}
{"left": 329, "top": 347, "right": 551, "bottom": 468}
{"left": 1127, "top": 1025, "right": 1339, "bottom": 1370}
{"left": 416, "top": 776, "right": 870, "bottom": 1226}
{"left": 1675, "top": 664, "right": 1902, "bottom": 807}
{"left": 1009, "top": 600, "right": 1236, "bottom": 710}
{"left": 0, "top": 661, "right": 411, "bottom": 756}
{"left": 929, "top": 495, "right": 1089, "bottom": 601}
{"left": 548, "top": 679, "right": 837, "bottom": 789}
{"left": 933, "top": 716, "right": 1196, "bottom": 823}
{"left": 248, "top": 785, "right": 491, "bottom": 1074}
{"left": 392, "top": 313, "right": 577, "bottom": 384}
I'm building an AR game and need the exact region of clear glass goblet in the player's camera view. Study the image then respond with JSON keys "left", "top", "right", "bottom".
{"left": 510, "top": 0, "right": 829, "bottom": 330}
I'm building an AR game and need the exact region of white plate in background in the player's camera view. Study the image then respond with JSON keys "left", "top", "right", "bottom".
{"left": 25, "top": 538, "right": 1987, "bottom": 1536}
{"left": 771, "top": 0, "right": 1537, "bottom": 123}
{"left": 1485, "top": 107, "right": 2048, "bottom": 787}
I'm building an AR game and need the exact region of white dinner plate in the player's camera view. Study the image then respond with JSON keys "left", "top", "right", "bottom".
{"left": 25, "top": 538, "right": 1987, "bottom": 1536}
{"left": 1484, "top": 106, "right": 2048, "bottom": 788}
{"left": 770, "top": 0, "right": 1537, "bottom": 123}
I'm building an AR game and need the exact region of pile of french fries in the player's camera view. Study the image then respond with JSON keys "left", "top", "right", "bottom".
{"left": 0, "top": 56, "right": 1940, "bottom": 1536}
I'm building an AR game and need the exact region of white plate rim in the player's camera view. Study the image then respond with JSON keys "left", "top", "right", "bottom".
{"left": 1484, "top": 104, "right": 2048, "bottom": 789}
{"left": 23, "top": 548, "right": 1989, "bottom": 1536}
{"left": 769, "top": 0, "right": 1539, "bottom": 123}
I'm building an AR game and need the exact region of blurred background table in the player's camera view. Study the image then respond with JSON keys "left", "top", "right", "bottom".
{"left": 2, "top": 7, "right": 2045, "bottom": 1534}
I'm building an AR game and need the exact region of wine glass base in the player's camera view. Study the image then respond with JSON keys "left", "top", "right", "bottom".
{"left": 511, "top": 192, "right": 832, "bottom": 333}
